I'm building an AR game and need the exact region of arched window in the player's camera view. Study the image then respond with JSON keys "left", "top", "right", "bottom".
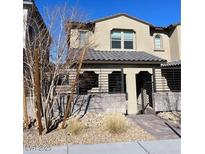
{"left": 154, "top": 34, "right": 162, "bottom": 49}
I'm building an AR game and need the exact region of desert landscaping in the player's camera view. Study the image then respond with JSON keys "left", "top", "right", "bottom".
{"left": 24, "top": 112, "right": 155, "bottom": 147}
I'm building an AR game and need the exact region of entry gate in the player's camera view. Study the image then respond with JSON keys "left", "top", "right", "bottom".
{"left": 139, "top": 67, "right": 181, "bottom": 113}
{"left": 140, "top": 81, "right": 153, "bottom": 114}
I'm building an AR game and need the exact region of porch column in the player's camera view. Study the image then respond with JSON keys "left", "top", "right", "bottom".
{"left": 124, "top": 69, "right": 138, "bottom": 114}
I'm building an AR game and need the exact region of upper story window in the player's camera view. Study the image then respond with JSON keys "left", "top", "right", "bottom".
{"left": 154, "top": 34, "right": 162, "bottom": 49}
{"left": 111, "top": 30, "right": 134, "bottom": 50}
{"left": 79, "top": 30, "right": 88, "bottom": 46}
{"left": 111, "top": 31, "right": 121, "bottom": 49}
{"left": 124, "top": 31, "right": 134, "bottom": 49}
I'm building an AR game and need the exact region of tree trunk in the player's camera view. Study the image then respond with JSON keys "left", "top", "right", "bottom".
{"left": 23, "top": 86, "right": 29, "bottom": 128}
{"left": 34, "top": 48, "right": 43, "bottom": 135}
{"left": 61, "top": 48, "right": 87, "bottom": 129}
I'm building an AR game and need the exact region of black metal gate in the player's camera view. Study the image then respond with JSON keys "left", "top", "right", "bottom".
{"left": 140, "top": 81, "right": 153, "bottom": 113}
{"left": 139, "top": 67, "right": 181, "bottom": 113}
{"left": 136, "top": 71, "right": 153, "bottom": 114}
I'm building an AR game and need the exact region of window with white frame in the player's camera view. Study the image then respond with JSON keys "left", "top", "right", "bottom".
{"left": 124, "top": 31, "right": 134, "bottom": 49}
{"left": 154, "top": 34, "right": 162, "bottom": 49}
{"left": 111, "top": 30, "right": 134, "bottom": 49}
{"left": 79, "top": 30, "right": 87, "bottom": 46}
{"left": 111, "top": 31, "right": 121, "bottom": 49}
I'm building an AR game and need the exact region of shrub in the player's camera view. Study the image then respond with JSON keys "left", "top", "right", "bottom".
{"left": 67, "top": 118, "right": 85, "bottom": 135}
{"left": 103, "top": 113, "right": 128, "bottom": 134}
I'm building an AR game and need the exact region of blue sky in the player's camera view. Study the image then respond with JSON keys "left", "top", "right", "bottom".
{"left": 35, "top": 0, "right": 181, "bottom": 27}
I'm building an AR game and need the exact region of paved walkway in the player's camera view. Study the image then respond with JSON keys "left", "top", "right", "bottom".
{"left": 24, "top": 139, "right": 181, "bottom": 154}
{"left": 127, "top": 114, "right": 180, "bottom": 140}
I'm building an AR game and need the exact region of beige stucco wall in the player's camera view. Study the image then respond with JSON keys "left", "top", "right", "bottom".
{"left": 70, "top": 29, "right": 79, "bottom": 48}
{"left": 23, "top": 9, "right": 28, "bottom": 48}
{"left": 152, "top": 33, "right": 171, "bottom": 61}
{"left": 93, "top": 16, "right": 171, "bottom": 61}
{"left": 177, "top": 25, "right": 181, "bottom": 57}
{"left": 69, "top": 15, "right": 177, "bottom": 61}
{"left": 169, "top": 25, "right": 181, "bottom": 61}
{"left": 124, "top": 68, "right": 152, "bottom": 114}
{"left": 70, "top": 29, "right": 95, "bottom": 48}
{"left": 94, "top": 16, "right": 151, "bottom": 51}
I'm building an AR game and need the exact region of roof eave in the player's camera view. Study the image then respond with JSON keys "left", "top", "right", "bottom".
{"left": 83, "top": 60, "right": 166, "bottom": 65}
{"left": 91, "top": 13, "right": 154, "bottom": 27}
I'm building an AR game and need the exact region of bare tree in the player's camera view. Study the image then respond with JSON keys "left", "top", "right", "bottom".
{"left": 23, "top": 85, "right": 29, "bottom": 129}
{"left": 23, "top": 3, "right": 94, "bottom": 135}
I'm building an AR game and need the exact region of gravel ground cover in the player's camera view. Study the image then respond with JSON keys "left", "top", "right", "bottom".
{"left": 24, "top": 113, "right": 155, "bottom": 147}
{"left": 157, "top": 111, "right": 181, "bottom": 127}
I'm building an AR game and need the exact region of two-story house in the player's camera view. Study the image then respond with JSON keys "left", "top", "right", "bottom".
{"left": 65, "top": 13, "right": 181, "bottom": 114}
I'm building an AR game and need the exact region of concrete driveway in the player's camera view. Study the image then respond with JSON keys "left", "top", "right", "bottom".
{"left": 24, "top": 139, "right": 181, "bottom": 154}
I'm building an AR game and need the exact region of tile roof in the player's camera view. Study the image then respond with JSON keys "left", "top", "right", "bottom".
{"left": 161, "top": 60, "right": 181, "bottom": 67}
{"left": 80, "top": 49, "right": 166, "bottom": 63}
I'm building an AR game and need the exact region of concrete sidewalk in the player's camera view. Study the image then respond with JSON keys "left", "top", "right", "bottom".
{"left": 24, "top": 139, "right": 180, "bottom": 154}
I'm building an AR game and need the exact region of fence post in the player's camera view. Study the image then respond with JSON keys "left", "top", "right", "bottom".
{"left": 141, "top": 88, "right": 145, "bottom": 114}
{"left": 152, "top": 68, "right": 156, "bottom": 92}
{"left": 121, "top": 67, "right": 124, "bottom": 93}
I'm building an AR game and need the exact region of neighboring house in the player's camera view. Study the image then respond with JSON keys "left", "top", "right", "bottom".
{"left": 23, "top": 0, "right": 51, "bottom": 117}
{"left": 23, "top": 0, "right": 50, "bottom": 65}
{"left": 64, "top": 13, "right": 181, "bottom": 114}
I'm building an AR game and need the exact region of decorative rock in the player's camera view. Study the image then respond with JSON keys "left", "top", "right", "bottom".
{"left": 24, "top": 112, "right": 155, "bottom": 147}
{"left": 157, "top": 111, "right": 181, "bottom": 126}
